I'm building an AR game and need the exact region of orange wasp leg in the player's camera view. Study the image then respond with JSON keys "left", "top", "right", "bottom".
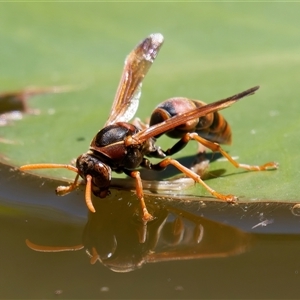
{"left": 187, "top": 133, "right": 279, "bottom": 171}
{"left": 130, "top": 170, "right": 154, "bottom": 222}
{"left": 88, "top": 247, "right": 101, "bottom": 265}
{"left": 56, "top": 173, "right": 81, "bottom": 196}
{"left": 20, "top": 164, "right": 97, "bottom": 213}
{"left": 156, "top": 158, "right": 237, "bottom": 202}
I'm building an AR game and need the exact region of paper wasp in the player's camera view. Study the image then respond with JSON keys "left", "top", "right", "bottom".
{"left": 20, "top": 33, "right": 278, "bottom": 222}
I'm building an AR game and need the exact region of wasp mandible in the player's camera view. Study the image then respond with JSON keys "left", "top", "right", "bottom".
{"left": 20, "top": 33, "right": 278, "bottom": 222}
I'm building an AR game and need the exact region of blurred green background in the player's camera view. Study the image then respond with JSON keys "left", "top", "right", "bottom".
{"left": 1, "top": 2, "right": 299, "bottom": 201}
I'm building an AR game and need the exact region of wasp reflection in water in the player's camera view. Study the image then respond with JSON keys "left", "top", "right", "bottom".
{"left": 26, "top": 192, "right": 253, "bottom": 273}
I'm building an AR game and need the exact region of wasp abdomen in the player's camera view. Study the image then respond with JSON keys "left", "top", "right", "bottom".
{"left": 149, "top": 97, "right": 231, "bottom": 144}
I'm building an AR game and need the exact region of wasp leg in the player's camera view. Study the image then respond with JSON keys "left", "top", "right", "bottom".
{"left": 55, "top": 173, "right": 81, "bottom": 196}
{"left": 163, "top": 137, "right": 188, "bottom": 156}
{"left": 128, "top": 170, "right": 154, "bottom": 222}
{"left": 150, "top": 157, "right": 237, "bottom": 202}
{"left": 85, "top": 247, "right": 101, "bottom": 265}
{"left": 162, "top": 133, "right": 278, "bottom": 171}
{"left": 186, "top": 133, "right": 278, "bottom": 171}
{"left": 85, "top": 174, "right": 96, "bottom": 213}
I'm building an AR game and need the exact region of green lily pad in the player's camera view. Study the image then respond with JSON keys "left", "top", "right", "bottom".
{"left": 1, "top": 3, "right": 299, "bottom": 202}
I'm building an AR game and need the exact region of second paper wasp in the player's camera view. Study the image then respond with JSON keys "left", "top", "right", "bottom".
{"left": 20, "top": 33, "right": 278, "bottom": 222}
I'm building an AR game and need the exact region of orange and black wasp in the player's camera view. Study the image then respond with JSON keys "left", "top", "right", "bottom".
{"left": 20, "top": 33, "right": 278, "bottom": 222}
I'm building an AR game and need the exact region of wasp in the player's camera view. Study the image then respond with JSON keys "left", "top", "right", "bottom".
{"left": 20, "top": 33, "right": 278, "bottom": 222}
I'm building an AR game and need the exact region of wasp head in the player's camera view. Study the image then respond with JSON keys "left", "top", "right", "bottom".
{"left": 76, "top": 152, "right": 112, "bottom": 198}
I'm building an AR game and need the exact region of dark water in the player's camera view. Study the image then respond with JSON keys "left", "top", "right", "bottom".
{"left": 1, "top": 162, "right": 300, "bottom": 299}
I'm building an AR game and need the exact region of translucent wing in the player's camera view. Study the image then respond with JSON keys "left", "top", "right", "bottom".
{"left": 105, "top": 33, "right": 164, "bottom": 126}
{"left": 131, "top": 86, "right": 260, "bottom": 144}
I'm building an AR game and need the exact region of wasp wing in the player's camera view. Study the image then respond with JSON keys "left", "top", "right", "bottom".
{"left": 131, "top": 86, "right": 260, "bottom": 144}
{"left": 104, "top": 33, "right": 164, "bottom": 127}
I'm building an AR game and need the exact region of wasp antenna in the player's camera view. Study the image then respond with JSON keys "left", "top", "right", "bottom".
{"left": 20, "top": 163, "right": 78, "bottom": 173}
{"left": 85, "top": 175, "right": 96, "bottom": 213}
{"left": 25, "top": 239, "right": 84, "bottom": 252}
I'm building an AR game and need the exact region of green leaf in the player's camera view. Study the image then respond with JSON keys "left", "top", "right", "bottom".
{"left": 1, "top": 3, "right": 299, "bottom": 202}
